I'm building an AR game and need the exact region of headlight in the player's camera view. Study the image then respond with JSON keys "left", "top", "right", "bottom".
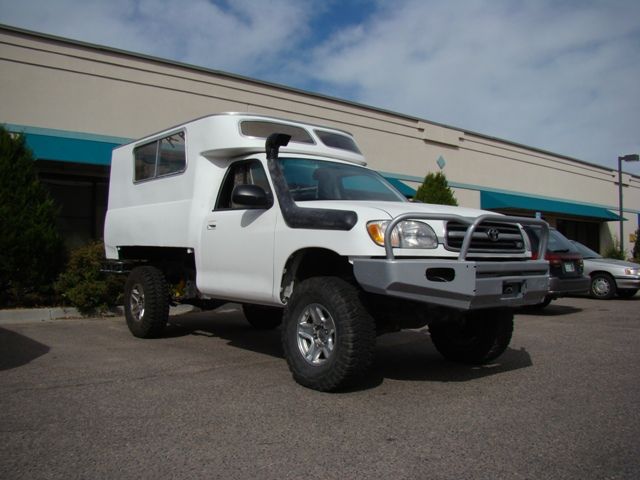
{"left": 367, "top": 220, "right": 438, "bottom": 249}
{"left": 624, "top": 267, "right": 639, "bottom": 275}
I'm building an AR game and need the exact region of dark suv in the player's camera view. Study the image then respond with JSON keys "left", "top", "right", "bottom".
{"left": 524, "top": 227, "right": 590, "bottom": 308}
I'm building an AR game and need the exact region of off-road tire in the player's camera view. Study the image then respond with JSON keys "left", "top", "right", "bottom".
{"left": 528, "top": 295, "right": 552, "bottom": 310}
{"left": 429, "top": 308, "right": 514, "bottom": 364}
{"left": 281, "top": 276, "right": 376, "bottom": 392}
{"left": 590, "top": 273, "right": 616, "bottom": 300}
{"left": 124, "top": 266, "right": 169, "bottom": 338}
{"left": 242, "top": 304, "right": 283, "bottom": 329}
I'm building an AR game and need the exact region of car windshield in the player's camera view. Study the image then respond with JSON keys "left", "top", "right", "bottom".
{"left": 525, "top": 227, "right": 580, "bottom": 254}
{"left": 278, "top": 157, "right": 407, "bottom": 202}
{"left": 570, "top": 240, "right": 602, "bottom": 259}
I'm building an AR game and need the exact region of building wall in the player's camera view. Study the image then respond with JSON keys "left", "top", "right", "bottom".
{"left": 1, "top": 26, "right": 639, "bottom": 254}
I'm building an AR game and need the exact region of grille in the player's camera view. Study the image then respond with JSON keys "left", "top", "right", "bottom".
{"left": 446, "top": 221, "right": 526, "bottom": 253}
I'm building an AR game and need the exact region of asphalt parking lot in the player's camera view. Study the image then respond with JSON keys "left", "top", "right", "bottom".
{"left": 1, "top": 296, "right": 639, "bottom": 480}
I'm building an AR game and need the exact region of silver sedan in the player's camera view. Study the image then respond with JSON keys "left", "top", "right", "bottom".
{"left": 570, "top": 241, "right": 640, "bottom": 299}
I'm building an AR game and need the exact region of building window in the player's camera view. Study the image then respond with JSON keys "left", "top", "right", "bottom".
{"left": 134, "top": 131, "right": 186, "bottom": 182}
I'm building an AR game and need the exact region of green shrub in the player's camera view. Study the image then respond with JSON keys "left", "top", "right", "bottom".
{"left": 56, "top": 241, "right": 124, "bottom": 316}
{"left": 603, "top": 242, "right": 625, "bottom": 260}
{"left": 633, "top": 229, "right": 640, "bottom": 262}
{"left": 414, "top": 171, "right": 458, "bottom": 206}
{"left": 0, "top": 126, "right": 66, "bottom": 307}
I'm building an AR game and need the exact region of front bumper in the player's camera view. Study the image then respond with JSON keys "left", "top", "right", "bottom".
{"left": 352, "top": 258, "right": 550, "bottom": 310}
{"left": 614, "top": 275, "right": 640, "bottom": 290}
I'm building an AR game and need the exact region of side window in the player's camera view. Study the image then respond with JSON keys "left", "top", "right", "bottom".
{"left": 134, "top": 131, "right": 186, "bottom": 182}
{"left": 215, "top": 160, "right": 271, "bottom": 210}
{"left": 157, "top": 133, "right": 186, "bottom": 176}
{"left": 134, "top": 142, "right": 158, "bottom": 181}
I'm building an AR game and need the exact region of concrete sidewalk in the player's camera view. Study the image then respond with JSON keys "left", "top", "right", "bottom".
{"left": 0, "top": 307, "right": 85, "bottom": 324}
{"left": 0, "top": 304, "right": 197, "bottom": 325}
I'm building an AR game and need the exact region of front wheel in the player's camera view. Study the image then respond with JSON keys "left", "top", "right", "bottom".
{"left": 124, "top": 266, "right": 169, "bottom": 338}
{"left": 281, "top": 277, "right": 376, "bottom": 391}
{"left": 429, "top": 308, "right": 514, "bottom": 364}
{"left": 590, "top": 273, "right": 616, "bottom": 300}
{"left": 534, "top": 295, "right": 552, "bottom": 310}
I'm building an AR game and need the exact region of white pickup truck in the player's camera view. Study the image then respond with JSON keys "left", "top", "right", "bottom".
{"left": 105, "top": 113, "right": 549, "bottom": 391}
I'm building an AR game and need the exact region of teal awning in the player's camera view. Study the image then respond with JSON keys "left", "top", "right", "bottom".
{"left": 7, "top": 125, "right": 129, "bottom": 166}
{"left": 383, "top": 176, "right": 417, "bottom": 198}
{"left": 23, "top": 132, "right": 121, "bottom": 166}
{"left": 481, "top": 191, "right": 620, "bottom": 221}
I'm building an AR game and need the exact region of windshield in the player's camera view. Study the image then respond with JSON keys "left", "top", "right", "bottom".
{"left": 570, "top": 240, "right": 602, "bottom": 259}
{"left": 279, "top": 157, "right": 407, "bottom": 202}
{"left": 525, "top": 227, "right": 580, "bottom": 254}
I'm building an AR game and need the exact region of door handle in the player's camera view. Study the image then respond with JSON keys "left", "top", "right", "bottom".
{"left": 207, "top": 221, "right": 217, "bottom": 230}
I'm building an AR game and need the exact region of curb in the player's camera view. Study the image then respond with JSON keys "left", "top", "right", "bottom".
{"left": 0, "top": 307, "right": 83, "bottom": 324}
{"left": 0, "top": 304, "right": 199, "bottom": 325}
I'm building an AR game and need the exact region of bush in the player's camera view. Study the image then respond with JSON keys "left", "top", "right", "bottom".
{"left": 56, "top": 241, "right": 124, "bottom": 316}
{"left": 633, "top": 229, "right": 640, "bottom": 262}
{"left": 0, "top": 126, "right": 66, "bottom": 307}
{"left": 603, "top": 241, "right": 626, "bottom": 260}
{"left": 414, "top": 171, "right": 458, "bottom": 206}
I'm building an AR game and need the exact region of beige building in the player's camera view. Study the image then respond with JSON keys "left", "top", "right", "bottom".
{"left": 1, "top": 24, "right": 638, "bottom": 254}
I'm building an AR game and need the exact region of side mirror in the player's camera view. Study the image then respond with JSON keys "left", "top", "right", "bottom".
{"left": 231, "top": 184, "right": 272, "bottom": 209}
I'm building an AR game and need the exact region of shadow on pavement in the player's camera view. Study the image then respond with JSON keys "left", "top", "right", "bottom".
{"left": 165, "top": 307, "right": 533, "bottom": 392}
{"left": 517, "top": 304, "right": 582, "bottom": 316}
{"left": 340, "top": 329, "right": 532, "bottom": 391}
{"left": 0, "top": 327, "right": 50, "bottom": 371}
{"left": 167, "top": 308, "right": 284, "bottom": 359}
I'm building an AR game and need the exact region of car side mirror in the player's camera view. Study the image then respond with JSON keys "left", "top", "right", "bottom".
{"left": 231, "top": 184, "right": 273, "bottom": 209}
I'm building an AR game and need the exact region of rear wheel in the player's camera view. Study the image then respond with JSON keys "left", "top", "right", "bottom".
{"left": 429, "top": 309, "right": 514, "bottom": 364}
{"left": 590, "top": 273, "right": 616, "bottom": 300}
{"left": 124, "top": 266, "right": 169, "bottom": 338}
{"left": 281, "top": 277, "right": 376, "bottom": 391}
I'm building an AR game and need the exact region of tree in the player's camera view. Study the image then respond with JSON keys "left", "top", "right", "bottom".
{"left": 603, "top": 236, "right": 626, "bottom": 260}
{"left": 0, "top": 126, "right": 65, "bottom": 306}
{"left": 414, "top": 171, "right": 458, "bottom": 206}
{"left": 633, "top": 229, "right": 640, "bottom": 262}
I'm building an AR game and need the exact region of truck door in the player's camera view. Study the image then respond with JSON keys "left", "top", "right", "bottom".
{"left": 199, "top": 159, "right": 278, "bottom": 303}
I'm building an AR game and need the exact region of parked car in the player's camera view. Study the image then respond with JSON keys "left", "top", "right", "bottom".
{"left": 569, "top": 240, "right": 640, "bottom": 299}
{"left": 524, "top": 227, "right": 590, "bottom": 308}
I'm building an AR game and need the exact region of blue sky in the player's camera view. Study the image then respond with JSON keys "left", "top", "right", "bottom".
{"left": 1, "top": 0, "right": 639, "bottom": 171}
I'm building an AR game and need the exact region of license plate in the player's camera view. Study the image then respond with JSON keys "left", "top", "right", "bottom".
{"left": 564, "top": 262, "right": 575, "bottom": 273}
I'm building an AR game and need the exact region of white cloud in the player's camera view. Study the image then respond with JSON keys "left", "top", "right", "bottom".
{"left": 0, "top": 0, "right": 313, "bottom": 74}
{"left": 301, "top": 0, "right": 640, "bottom": 169}
{"left": 1, "top": 0, "right": 639, "bottom": 169}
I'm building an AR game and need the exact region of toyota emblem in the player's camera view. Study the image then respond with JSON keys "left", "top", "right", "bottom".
{"left": 487, "top": 228, "right": 500, "bottom": 242}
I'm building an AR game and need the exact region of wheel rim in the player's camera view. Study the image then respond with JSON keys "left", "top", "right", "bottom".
{"left": 130, "top": 283, "right": 145, "bottom": 322}
{"left": 592, "top": 277, "right": 611, "bottom": 297}
{"left": 296, "top": 303, "right": 337, "bottom": 366}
